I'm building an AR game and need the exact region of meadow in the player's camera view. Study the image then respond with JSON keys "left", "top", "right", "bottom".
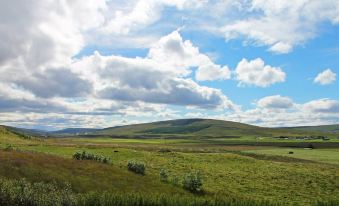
{"left": 0, "top": 124, "right": 338, "bottom": 206}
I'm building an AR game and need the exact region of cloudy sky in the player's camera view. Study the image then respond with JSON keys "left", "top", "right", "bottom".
{"left": 0, "top": 0, "right": 339, "bottom": 130}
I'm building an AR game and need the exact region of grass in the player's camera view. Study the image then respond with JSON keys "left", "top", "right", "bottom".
{"left": 243, "top": 148, "right": 339, "bottom": 165}
{"left": 0, "top": 178, "right": 295, "bottom": 206}
{"left": 5, "top": 145, "right": 339, "bottom": 205}
{"left": 0, "top": 128, "right": 339, "bottom": 205}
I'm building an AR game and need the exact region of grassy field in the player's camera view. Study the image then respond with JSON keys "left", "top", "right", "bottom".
{"left": 0, "top": 125, "right": 338, "bottom": 205}
{"left": 243, "top": 148, "right": 339, "bottom": 165}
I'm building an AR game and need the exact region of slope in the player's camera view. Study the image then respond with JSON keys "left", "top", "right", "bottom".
{"left": 94, "top": 118, "right": 281, "bottom": 138}
{"left": 0, "top": 149, "right": 185, "bottom": 195}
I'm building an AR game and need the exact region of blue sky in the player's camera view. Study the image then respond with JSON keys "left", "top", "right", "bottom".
{"left": 0, "top": 0, "right": 338, "bottom": 130}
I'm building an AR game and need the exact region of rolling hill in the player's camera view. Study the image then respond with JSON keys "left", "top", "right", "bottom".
{"left": 89, "top": 119, "right": 336, "bottom": 138}
{"left": 281, "top": 124, "right": 339, "bottom": 133}
{"left": 93, "top": 119, "right": 266, "bottom": 138}
{"left": 3, "top": 119, "right": 338, "bottom": 139}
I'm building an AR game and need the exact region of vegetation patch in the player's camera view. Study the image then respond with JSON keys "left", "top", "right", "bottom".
{"left": 182, "top": 171, "right": 203, "bottom": 193}
{"left": 127, "top": 161, "right": 146, "bottom": 175}
{"left": 73, "top": 151, "right": 109, "bottom": 164}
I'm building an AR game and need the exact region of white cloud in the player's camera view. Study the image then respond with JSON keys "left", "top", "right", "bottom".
{"left": 195, "top": 63, "right": 231, "bottom": 81}
{"left": 219, "top": 0, "right": 339, "bottom": 54}
{"left": 148, "top": 30, "right": 231, "bottom": 81}
{"left": 303, "top": 99, "right": 339, "bottom": 113}
{"left": 257, "top": 95, "right": 294, "bottom": 109}
{"left": 101, "top": 0, "right": 204, "bottom": 35}
{"left": 235, "top": 58, "right": 286, "bottom": 87}
{"left": 314, "top": 69, "right": 336, "bottom": 85}
{"left": 211, "top": 97, "right": 339, "bottom": 127}
{"left": 72, "top": 51, "right": 235, "bottom": 109}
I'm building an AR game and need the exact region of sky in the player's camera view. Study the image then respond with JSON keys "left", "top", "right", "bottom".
{"left": 0, "top": 0, "right": 338, "bottom": 130}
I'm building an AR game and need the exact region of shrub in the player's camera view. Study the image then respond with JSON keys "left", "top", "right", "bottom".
{"left": 127, "top": 161, "right": 145, "bottom": 175}
{"left": 73, "top": 151, "right": 109, "bottom": 164}
{"left": 182, "top": 171, "right": 203, "bottom": 193}
{"left": 159, "top": 168, "right": 168, "bottom": 182}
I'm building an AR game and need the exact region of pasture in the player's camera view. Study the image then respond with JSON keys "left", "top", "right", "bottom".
{"left": 0, "top": 126, "right": 338, "bottom": 206}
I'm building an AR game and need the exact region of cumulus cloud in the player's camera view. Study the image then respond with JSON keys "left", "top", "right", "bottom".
{"left": 314, "top": 69, "right": 337, "bottom": 85}
{"left": 220, "top": 0, "right": 339, "bottom": 53}
{"left": 72, "top": 51, "right": 235, "bottom": 109}
{"left": 235, "top": 58, "right": 286, "bottom": 87}
{"left": 0, "top": 0, "right": 235, "bottom": 119}
{"left": 0, "top": 0, "right": 107, "bottom": 102}
{"left": 212, "top": 97, "right": 339, "bottom": 127}
{"left": 303, "top": 99, "right": 339, "bottom": 113}
{"left": 148, "top": 30, "right": 231, "bottom": 81}
{"left": 257, "top": 95, "right": 294, "bottom": 109}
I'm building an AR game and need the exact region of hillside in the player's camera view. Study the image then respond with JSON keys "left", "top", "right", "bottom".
{"left": 281, "top": 124, "right": 339, "bottom": 133}
{"left": 3, "top": 119, "right": 338, "bottom": 139}
{"left": 50, "top": 128, "right": 100, "bottom": 135}
{"left": 0, "top": 149, "right": 185, "bottom": 195}
{"left": 0, "top": 125, "right": 35, "bottom": 144}
{"left": 92, "top": 118, "right": 308, "bottom": 138}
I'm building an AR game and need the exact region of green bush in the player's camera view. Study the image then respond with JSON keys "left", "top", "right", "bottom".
{"left": 127, "top": 161, "right": 145, "bottom": 175}
{"left": 182, "top": 171, "right": 203, "bottom": 193}
{"left": 159, "top": 168, "right": 168, "bottom": 182}
{"left": 73, "top": 151, "right": 109, "bottom": 164}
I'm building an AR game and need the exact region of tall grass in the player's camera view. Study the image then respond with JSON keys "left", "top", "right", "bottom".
{"left": 0, "top": 178, "right": 337, "bottom": 206}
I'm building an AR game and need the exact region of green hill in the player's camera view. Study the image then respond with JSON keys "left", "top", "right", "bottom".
{"left": 0, "top": 125, "right": 35, "bottom": 144}
{"left": 3, "top": 119, "right": 338, "bottom": 139}
{"left": 281, "top": 124, "right": 339, "bottom": 133}
{"left": 92, "top": 118, "right": 299, "bottom": 138}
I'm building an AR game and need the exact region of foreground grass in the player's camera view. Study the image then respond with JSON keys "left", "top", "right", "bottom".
{"left": 0, "top": 178, "right": 290, "bottom": 206}
{"left": 0, "top": 149, "right": 185, "bottom": 194}
{"left": 2, "top": 146, "right": 338, "bottom": 205}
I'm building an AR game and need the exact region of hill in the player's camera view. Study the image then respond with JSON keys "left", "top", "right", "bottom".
{"left": 91, "top": 118, "right": 329, "bottom": 138}
{"left": 3, "top": 119, "right": 338, "bottom": 139}
{"left": 92, "top": 119, "right": 266, "bottom": 138}
{"left": 50, "top": 128, "right": 100, "bottom": 135}
{"left": 0, "top": 125, "right": 36, "bottom": 144}
{"left": 280, "top": 124, "right": 339, "bottom": 133}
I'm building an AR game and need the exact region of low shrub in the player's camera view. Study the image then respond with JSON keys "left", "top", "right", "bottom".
{"left": 182, "top": 171, "right": 203, "bottom": 193}
{"left": 127, "top": 161, "right": 145, "bottom": 175}
{"left": 159, "top": 168, "right": 168, "bottom": 182}
{"left": 73, "top": 151, "right": 109, "bottom": 164}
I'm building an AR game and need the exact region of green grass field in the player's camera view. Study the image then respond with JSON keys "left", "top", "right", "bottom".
{"left": 244, "top": 148, "right": 339, "bottom": 165}
{"left": 0, "top": 125, "right": 338, "bottom": 205}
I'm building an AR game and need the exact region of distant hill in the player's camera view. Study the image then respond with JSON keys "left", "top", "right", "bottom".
{"left": 50, "top": 128, "right": 100, "bottom": 135}
{"left": 2, "top": 119, "right": 338, "bottom": 139}
{"left": 280, "top": 125, "right": 339, "bottom": 133}
{"left": 92, "top": 118, "right": 291, "bottom": 138}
